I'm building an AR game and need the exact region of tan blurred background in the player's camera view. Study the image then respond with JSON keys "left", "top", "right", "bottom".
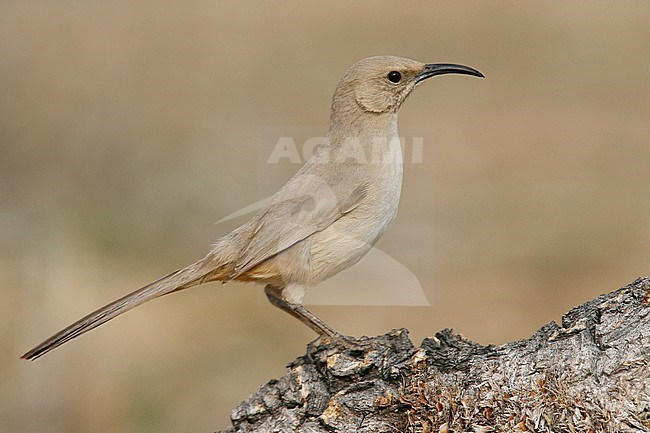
{"left": 2, "top": 1, "right": 649, "bottom": 431}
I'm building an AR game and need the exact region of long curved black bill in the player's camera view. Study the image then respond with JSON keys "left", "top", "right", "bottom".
{"left": 416, "top": 63, "right": 484, "bottom": 83}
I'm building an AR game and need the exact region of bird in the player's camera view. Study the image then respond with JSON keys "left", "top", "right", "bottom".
{"left": 22, "top": 55, "right": 483, "bottom": 360}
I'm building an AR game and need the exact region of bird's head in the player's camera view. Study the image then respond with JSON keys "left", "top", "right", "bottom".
{"left": 331, "top": 55, "right": 483, "bottom": 121}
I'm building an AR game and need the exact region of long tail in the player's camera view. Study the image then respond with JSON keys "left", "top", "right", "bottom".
{"left": 21, "top": 257, "right": 217, "bottom": 360}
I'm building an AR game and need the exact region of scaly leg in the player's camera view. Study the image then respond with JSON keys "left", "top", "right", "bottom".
{"left": 264, "top": 285, "right": 338, "bottom": 337}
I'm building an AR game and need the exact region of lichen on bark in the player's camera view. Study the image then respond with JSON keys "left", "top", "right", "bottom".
{"left": 221, "top": 277, "right": 650, "bottom": 433}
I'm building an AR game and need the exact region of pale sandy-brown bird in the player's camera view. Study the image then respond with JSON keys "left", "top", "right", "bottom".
{"left": 22, "top": 56, "right": 483, "bottom": 360}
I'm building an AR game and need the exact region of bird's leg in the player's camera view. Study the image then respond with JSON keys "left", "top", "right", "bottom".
{"left": 264, "top": 285, "right": 338, "bottom": 338}
{"left": 264, "top": 285, "right": 374, "bottom": 352}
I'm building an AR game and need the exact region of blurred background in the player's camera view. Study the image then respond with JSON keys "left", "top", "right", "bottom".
{"left": 2, "top": 1, "right": 649, "bottom": 431}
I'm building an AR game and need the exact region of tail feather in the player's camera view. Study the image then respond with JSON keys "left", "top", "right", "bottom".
{"left": 21, "top": 258, "right": 215, "bottom": 360}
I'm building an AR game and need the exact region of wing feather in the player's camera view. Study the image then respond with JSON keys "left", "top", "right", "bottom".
{"left": 228, "top": 170, "right": 368, "bottom": 279}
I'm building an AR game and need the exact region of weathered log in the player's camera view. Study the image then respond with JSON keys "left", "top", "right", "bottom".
{"left": 221, "top": 277, "right": 650, "bottom": 432}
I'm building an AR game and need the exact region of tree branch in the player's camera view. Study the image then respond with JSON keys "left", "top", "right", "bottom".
{"left": 221, "top": 277, "right": 650, "bottom": 432}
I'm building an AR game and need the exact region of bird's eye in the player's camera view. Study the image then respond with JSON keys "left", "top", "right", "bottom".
{"left": 387, "top": 71, "right": 402, "bottom": 83}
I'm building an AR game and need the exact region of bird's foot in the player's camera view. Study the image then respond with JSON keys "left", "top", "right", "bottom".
{"left": 313, "top": 332, "right": 374, "bottom": 353}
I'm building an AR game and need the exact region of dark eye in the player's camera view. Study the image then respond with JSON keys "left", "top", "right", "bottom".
{"left": 387, "top": 71, "right": 402, "bottom": 83}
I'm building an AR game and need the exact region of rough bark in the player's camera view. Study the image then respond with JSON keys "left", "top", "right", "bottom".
{"left": 220, "top": 277, "right": 650, "bottom": 433}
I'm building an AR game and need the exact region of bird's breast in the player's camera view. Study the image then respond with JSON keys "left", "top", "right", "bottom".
{"left": 309, "top": 134, "right": 404, "bottom": 282}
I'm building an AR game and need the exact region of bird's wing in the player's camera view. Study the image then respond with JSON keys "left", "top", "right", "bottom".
{"left": 228, "top": 170, "right": 368, "bottom": 279}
